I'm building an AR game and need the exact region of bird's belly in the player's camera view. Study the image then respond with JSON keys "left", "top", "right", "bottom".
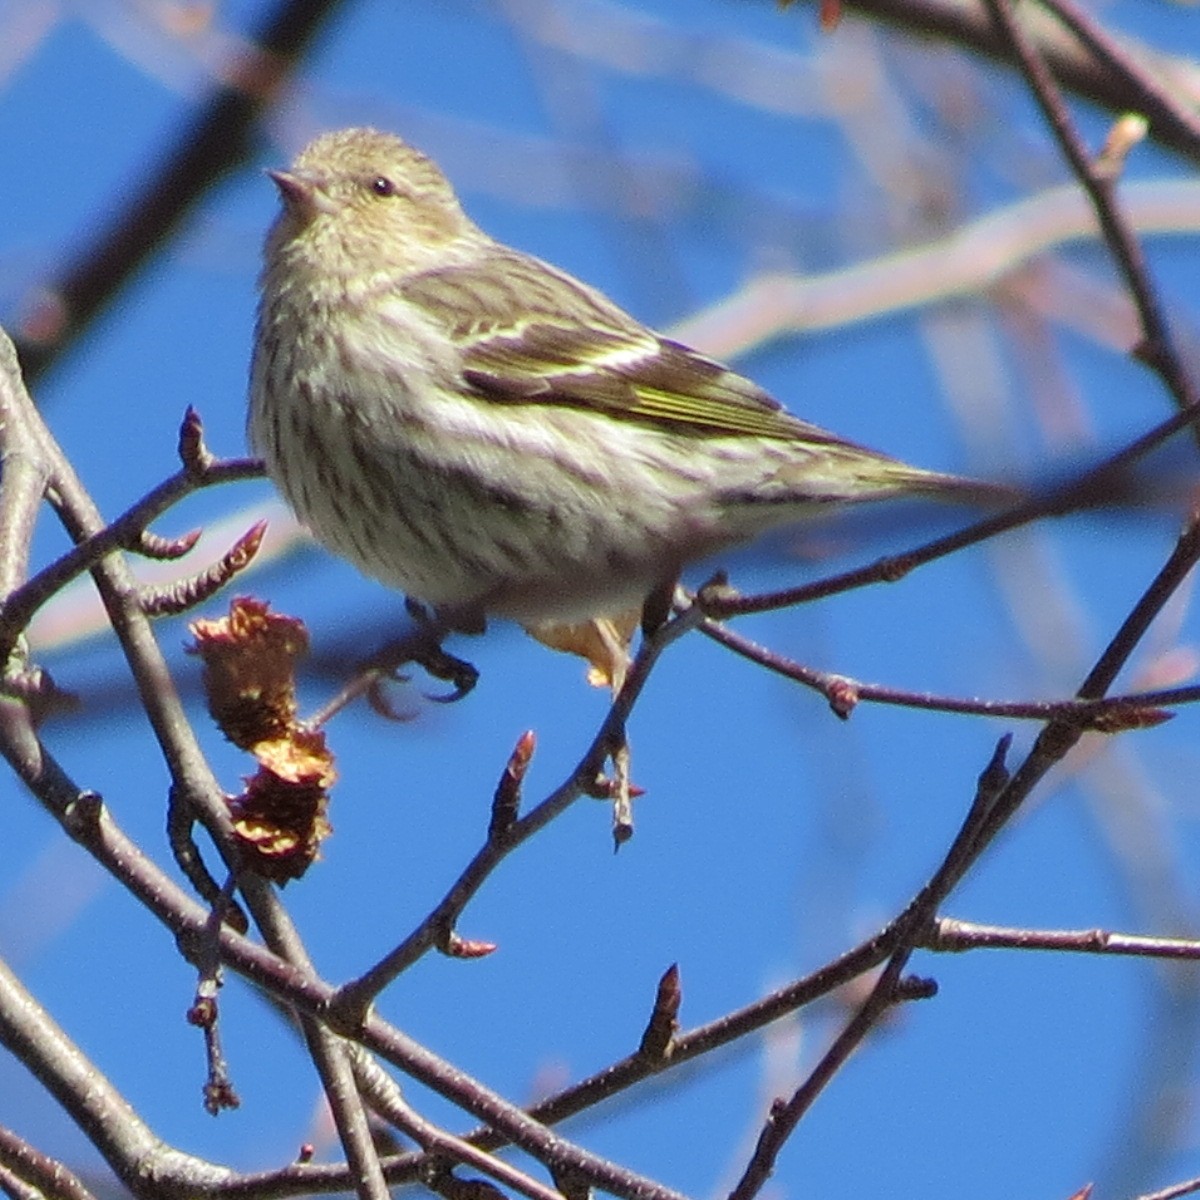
{"left": 261, "top": 402, "right": 719, "bottom": 623}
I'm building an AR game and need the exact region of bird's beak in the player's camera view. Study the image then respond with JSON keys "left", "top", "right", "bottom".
{"left": 266, "top": 168, "right": 336, "bottom": 215}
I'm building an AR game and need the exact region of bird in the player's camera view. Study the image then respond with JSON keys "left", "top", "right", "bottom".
{"left": 249, "top": 127, "right": 1003, "bottom": 650}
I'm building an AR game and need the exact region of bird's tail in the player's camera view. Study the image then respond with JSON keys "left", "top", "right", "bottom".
{"left": 876, "top": 462, "right": 1019, "bottom": 508}
{"left": 774, "top": 445, "right": 1018, "bottom": 509}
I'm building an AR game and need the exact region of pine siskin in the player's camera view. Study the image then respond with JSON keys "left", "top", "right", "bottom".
{"left": 250, "top": 127, "right": 1002, "bottom": 634}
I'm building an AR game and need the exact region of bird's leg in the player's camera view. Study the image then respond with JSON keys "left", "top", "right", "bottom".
{"left": 318, "top": 599, "right": 478, "bottom": 722}
{"left": 401, "top": 597, "right": 480, "bottom": 702}
{"left": 640, "top": 572, "right": 679, "bottom": 638}
{"left": 588, "top": 617, "right": 631, "bottom": 695}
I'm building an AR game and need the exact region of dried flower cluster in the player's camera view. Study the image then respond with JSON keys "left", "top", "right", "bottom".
{"left": 189, "top": 597, "right": 334, "bottom": 881}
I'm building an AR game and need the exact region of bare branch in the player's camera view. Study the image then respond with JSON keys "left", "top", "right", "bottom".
{"left": 698, "top": 617, "right": 1178, "bottom": 728}
{"left": 926, "top": 918, "right": 1200, "bottom": 961}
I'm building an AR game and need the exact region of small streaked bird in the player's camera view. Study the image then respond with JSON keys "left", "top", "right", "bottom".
{"left": 250, "top": 127, "right": 1002, "bottom": 640}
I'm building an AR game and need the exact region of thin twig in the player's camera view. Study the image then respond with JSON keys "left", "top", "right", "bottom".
{"left": 352, "top": 1051, "right": 566, "bottom": 1200}
{"left": 445, "top": 934, "right": 900, "bottom": 1161}
{"left": 961, "top": 514, "right": 1200, "bottom": 878}
{"left": 0, "top": 339, "right": 50, "bottom": 605}
{"left": 926, "top": 918, "right": 1200, "bottom": 961}
{"left": 698, "top": 616, "right": 1177, "bottom": 728}
{"left": 0, "top": 451, "right": 262, "bottom": 658}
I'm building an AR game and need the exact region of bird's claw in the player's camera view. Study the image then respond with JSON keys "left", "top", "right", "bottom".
{"left": 413, "top": 645, "right": 479, "bottom": 703}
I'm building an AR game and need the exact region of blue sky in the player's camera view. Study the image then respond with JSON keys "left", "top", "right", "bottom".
{"left": 1, "top": 2, "right": 1199, "bottom": 1198}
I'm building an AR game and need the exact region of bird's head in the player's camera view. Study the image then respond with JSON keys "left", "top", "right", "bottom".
{"left": 264, "top": 127, "right": 473, "bottom": 279}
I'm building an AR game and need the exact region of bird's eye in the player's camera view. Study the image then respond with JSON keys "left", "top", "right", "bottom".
{"left": 370, "top": 176, "right": 396, "bottom": 197}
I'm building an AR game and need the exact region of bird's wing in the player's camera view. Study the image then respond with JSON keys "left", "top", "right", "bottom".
{"left": 399, "top": 252, "right": 857, "bottom": 447}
